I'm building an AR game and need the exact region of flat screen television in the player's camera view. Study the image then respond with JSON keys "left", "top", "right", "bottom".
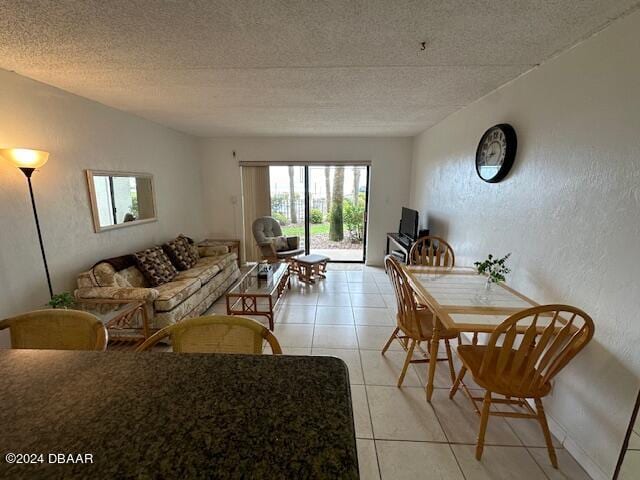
{"left": 399, "top": 207, "right": 418, "bottom": 240}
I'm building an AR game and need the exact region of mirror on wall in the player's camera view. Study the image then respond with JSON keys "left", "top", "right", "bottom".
{"left": 86, "top": 170, "right": 157, "bottom": 232}
{"left": 615, "top": 390, "right": 640, "bottom": 479}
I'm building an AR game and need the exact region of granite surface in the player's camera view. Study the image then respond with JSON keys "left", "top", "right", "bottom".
{"left": 0, "top": 350, "right": 358, "bottom": 479}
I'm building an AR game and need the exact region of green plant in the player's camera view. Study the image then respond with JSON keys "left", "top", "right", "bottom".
{"left": 310, "top": 209, "right": 324, "bottom": 224}
{"left": 474, "top": 253, "right": 511, "bottom": 284}
{"left": 48, "top": 292, "right": 76, "bottom": 309}
{"left": 272, "top": 212, "right": 289, "bottom": 226}
{"left": 343, "top": 194, "right": 365, "bottom": 242}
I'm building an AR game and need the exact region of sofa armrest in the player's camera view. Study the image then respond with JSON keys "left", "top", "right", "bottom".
{"left": 287, "top": 236, "right": 300, "bottom": 249}
{"left": 198, "top": 245, "right": 229, "bottom": 257}
{"left": 74, "top": 287, "right": 159, "bottom": 302}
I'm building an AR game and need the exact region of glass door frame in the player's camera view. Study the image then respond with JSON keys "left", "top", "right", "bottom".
{"left": 302, "top": 164, "right": 370, "bottom": 264}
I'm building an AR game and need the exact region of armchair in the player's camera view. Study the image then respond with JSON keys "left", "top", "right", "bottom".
{"left": 252, "top": 216, "right": 304, "bottom": 262}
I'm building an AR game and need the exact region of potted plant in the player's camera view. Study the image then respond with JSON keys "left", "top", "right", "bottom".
{"left": 474, "top": 253, "right": 511, "bottom": 290}
{"left": 48, "top": 292, "right": 76, "bottom": 309}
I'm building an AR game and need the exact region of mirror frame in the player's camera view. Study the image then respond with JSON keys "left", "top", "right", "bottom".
{"left": 86, "top": 169, "right": 158, "bottom": 233}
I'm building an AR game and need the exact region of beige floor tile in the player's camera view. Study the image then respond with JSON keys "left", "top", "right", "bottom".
{"left": 506, "top": 416, "right": 563, "bottom": 448}
{"left": 376, "top": 440, "right": 464, "bottom": 480}
{"left": 376, "top": 284, "right": 395, "bottom": 295}
{"left": 366, "top": 385, "right": 447, "bottom": 442}
{"left": 315, "top": 280, "right": 348, "bottom": 292}
{"left": 315, "top": 306, "right": 355, "bottom": 324}
{"left": 317, "top": 292, "right": 352, "bottom": 306}
{"left": 528, "top": 448, "right": 591, "bottom": 480}
{"left": 283, "top": 292, "right": 319, "bottom": 305}
{"left": 351, "top": 293, "right": 387, "bottom": 308}
{"left": 312, "top": 348, "right": 364, "bottom": 384}
{"left": 323, "top": 271, "right": 348, "bottom": 283}
{"left": 382, "top": 294, "right": 397, "bottom": 308}
{"left": 353, "top": 308, "right": 394, "bottom": 326}
{"left": 618, "top": 450, "right": 640, "bottom": 479}
{"left": 263, "top": 344, "right": 311, "bottom": 355}
{"left": 451, "top": 445, "right": 547, "bottom": 480}
{"left": 272, "top": 324, "right": 314, "bottom": 347}
{"left": 357, "top": 439, "right": 381, "bottom": 480}
{"left": 429, "top": 391, "right": 522, "bottom": 446}
{"left": 348, "top": 282, "right": 381, "bottom": 294}
{"left": 351, "top": 385, "right": 373, "bottom": 439}
{"left": 275, "top": 305, "right": 316, "bottom": 324}
{"left": 346, "top": 271, "right": 377, "bottom": 283}
{"left": 356, "top": 326, "right": 402, "bottom": 351}
{"left": 360, "top": 350, "right": 422, "bottom": 387}
{"left": 313, "top": 325, "right": 359, "bottom": 348}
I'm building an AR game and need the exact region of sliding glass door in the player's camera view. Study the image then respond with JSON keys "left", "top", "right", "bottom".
{"left": 268, "top": 164, "right": 369, "bottom": 263}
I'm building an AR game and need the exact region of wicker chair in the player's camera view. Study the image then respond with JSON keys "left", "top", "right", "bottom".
{"left": 382, "top": 256, "right": 458, "bottom": 386}
{"left": 408, "top": 235, "right": 455, "bottom": 267}
{"left": 136, "top": 315, "right": 283, "bottom": 354}
{"left": 0, "top": 309, "right": 107, "bottom": 351}
{"left": 449, "top": 305, "right": 594, "bottom": 468}
{"left": 252, "top": 216, "right": 304, "bottom": 262}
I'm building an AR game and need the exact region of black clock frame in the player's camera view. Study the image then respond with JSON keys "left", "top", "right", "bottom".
{"left": 475, "top": 123, "right": 517, "bottom": 183}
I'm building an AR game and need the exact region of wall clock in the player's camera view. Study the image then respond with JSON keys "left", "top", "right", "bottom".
{"left": 475, "top": 123, "right": 517, "bottom": 183}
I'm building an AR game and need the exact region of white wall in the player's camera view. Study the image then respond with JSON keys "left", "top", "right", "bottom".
{"left": 409, "top": 11, "right": 640, "bottom": 480}
{"left": 0, "top": 70, "right": 206, "bottom": 330}
{"left": 199, "top": 137, "right": 413, "bottom": 266}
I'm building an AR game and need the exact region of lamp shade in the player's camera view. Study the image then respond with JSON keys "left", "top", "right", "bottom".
{"left": 0, "top": 148, "right": 49, "bottom": 169}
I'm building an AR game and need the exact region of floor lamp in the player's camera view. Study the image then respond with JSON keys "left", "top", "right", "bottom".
{"left": 0, "top": 148, "right": 53, "bottom": 299}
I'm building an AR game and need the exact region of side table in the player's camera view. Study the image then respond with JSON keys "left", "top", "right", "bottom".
{"left": 199, "top": 238, "right": 241, "bottom": 267}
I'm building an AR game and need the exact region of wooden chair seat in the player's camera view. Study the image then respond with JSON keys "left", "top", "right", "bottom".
{"left": 457, "top": 345, "right": 551, "bottom": 398}
{"left": 400, "top": 308, "right": 459, "bottom": 342}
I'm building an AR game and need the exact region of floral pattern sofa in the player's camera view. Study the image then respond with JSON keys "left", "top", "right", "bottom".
{"left": 75, "top": 243, "right": 240, "bottom": 330}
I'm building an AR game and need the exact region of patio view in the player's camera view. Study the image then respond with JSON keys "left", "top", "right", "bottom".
{"left": 269, "top": 165, "right": 368, "bottom": 261}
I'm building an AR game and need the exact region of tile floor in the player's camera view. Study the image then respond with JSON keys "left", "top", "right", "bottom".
{"left": 208, "top": 264, "right": 591, "bottom": 480}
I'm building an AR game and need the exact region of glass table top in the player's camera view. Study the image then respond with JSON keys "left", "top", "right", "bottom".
{"left": 228, "top": 263, "right": 289, "bottom": 296}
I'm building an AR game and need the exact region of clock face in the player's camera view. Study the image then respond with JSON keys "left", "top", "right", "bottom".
{"left": 475, "top": 124, "right": 517, "bottom": 183}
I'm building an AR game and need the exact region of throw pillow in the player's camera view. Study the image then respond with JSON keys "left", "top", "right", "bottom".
{"left": 273, "top": 236, "right": 289, "bottom": 252}
{"left": 162, "top": 235, "right": 198, "bottom": 270}
{"left": 134, "top": 247, "right": 178, "bottom": 286}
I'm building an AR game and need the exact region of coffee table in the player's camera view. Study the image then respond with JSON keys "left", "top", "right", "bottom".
{"left": 292, "top": 254, "right": 330, "bottom": 284}
{"left": 74, "top": 299, "right": 150, "bottom": 350}
{"left": 226, "top": 262, "right": 290, "bottom": 330}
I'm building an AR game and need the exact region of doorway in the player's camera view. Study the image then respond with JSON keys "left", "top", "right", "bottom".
{"left": 268, "top": 164, "right": 369, "bottom": 263}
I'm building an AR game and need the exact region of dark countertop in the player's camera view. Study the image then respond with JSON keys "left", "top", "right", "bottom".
{"left": 0, "top": 350, "right": 358, "bottom": 479}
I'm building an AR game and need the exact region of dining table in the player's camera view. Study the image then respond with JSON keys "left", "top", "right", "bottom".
{"left": 402, "top": 265, "right": 539, "bottom": 401}
{"left": 0, "top": 350, "right": 359, "bottom": 479}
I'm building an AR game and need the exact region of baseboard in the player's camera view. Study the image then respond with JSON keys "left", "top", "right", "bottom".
{"left": 544, "top": 407, "right": 609, "bottom": 480}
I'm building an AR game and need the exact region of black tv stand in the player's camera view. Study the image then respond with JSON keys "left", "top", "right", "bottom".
{"left": 385, "top": 233, "right": 415, "bottom": 263}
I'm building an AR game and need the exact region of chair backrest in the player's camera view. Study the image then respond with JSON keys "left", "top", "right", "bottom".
{"left": 480, "top": 305, "right": 594, "bottom": 396}
{"left": 136, "top": 315, "right": 283, "bottom": 354}
{"left": 409, "top": 235, "right": 455, "bottom": 267}
{"left": 252, "top": 216, "right": 283, "bottom": 244}
{"left": 0, "top": 309, "right": 107, "bottom": 351}
{"left": 385, "top": 256, "right": 433, "bottom": 338}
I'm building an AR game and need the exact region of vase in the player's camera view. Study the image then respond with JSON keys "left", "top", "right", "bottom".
{"left": 484, "top": 277, "right": 494, "bottom": 291}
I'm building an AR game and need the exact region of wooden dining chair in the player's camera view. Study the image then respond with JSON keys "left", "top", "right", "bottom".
{"left": 382, "top": 255, "right": 459, "bottom": 386}
{"left": 136, "top": 314, "right": 283, "bottom": 354}
{"left": 449, "top": 304, "right": 595, "bottom": 468}
{"left": 0, "top": 309, "right": 107, "bottom": 351}
{"left": 408, "top": 235, "right": 455, "bottom": 267}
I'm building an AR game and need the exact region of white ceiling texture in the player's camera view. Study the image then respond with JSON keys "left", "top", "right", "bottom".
{"left": 1, "top": 1, "right": 638, "bottom": 136}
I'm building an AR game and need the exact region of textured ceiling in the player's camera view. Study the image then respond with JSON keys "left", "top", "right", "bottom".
{"left": 1, "top": 0, "right": 638, "bottom": 136}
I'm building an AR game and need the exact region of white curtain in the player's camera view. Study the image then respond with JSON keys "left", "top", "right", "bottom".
{"left": 240, "top": 166, "right": 271, "bottom": 262}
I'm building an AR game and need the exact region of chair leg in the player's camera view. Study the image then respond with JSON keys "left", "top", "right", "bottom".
{"left": 534, "top": 397, "right": 559, "bottom": 469}
{"left": 476, "top": 390, "right": 492, "bottom": 461}
{"left": 449, "top": 366, "right": 467, "bottom": 399}
{"left": 444, "top": 339, "right": 456, "bottom": 384}
{"left": 381, "top": 327, "right": 399, "bottom": 355}
{"left": 397, "top": 339, "right": 416, "bottom": 387}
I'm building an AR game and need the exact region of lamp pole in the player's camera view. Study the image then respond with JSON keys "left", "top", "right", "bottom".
{"left": 20, "top": 167, "right": 54, "bottom": 299}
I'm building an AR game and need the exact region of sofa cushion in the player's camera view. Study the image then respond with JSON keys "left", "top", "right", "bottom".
{"left": 134, "top": 247, "right": 178, "bottom": 287}
{"left": 118, "top": 266, "right": 148, "bottom": 288}
{"left": 273, "top": 236, "right": 289, "bottom": 251}
{"left": 175, "top": 259, "right": 221, "bottom": 285}
{"left": 163, "top": 235, "right": 198, "bottom": 270}
{"left": 154, "top": 277, "right": 202, "bottom": 312}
